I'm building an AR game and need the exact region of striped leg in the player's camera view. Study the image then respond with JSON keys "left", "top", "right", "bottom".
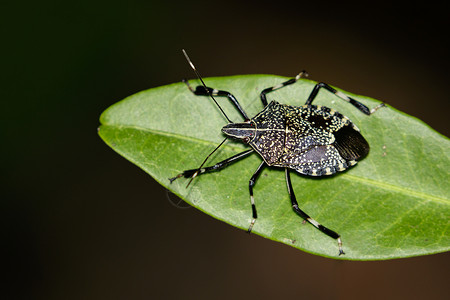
{"left": 260, "top": 71, "right": 309, "bottom": 107}
{"left": 285, "top": 168, "right": 344, "bottom": 255}
{"left": 247, "top": 161, "right": 266, "bottom": 233}
{"left": 183, "top": 79, "right": 250, "bottom": 121}
{"left": 305, "top": 82, "right": 385, "bottom": 115}
{"left": 169, "top": 149, "right": 254, "bottom": 183}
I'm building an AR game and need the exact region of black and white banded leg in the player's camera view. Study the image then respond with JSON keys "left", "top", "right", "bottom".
{"left": 305, "top": 82, "right": 385, "bottom": 115}
{"left": 183, "top": 79, "right": 249, "bottom": 121}
{"left": 169, "top": 149, "right": 254, "bottom": 183}
{"left": 285, "top": 168, "right": 344, "bottom": 255}
{"left": 248, "top": 161, "right": 266, "bottom": 233}
{"left": 260, "top": 71, "right": 309, "bottom": 107}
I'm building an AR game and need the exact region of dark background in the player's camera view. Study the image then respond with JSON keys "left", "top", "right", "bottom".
{"left": 2, "top": 1, "right": 449, "bottom": 299}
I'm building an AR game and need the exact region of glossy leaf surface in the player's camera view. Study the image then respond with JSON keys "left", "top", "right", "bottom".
{"left": 99, "top": 75, "right": 450, "bottom": 260}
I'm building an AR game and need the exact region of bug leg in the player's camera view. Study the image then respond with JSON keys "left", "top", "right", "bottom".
{"left": 285, "top": 168, "right": 345, "bottom": 255}
{"left": 305, "top": 82, "right": 385, "bottom": 115}
{"left": 169, "top": 149, "right": 254, "bottom": 183}
{"left": 183, "top": 79, "right": 250, "bottom": 121}
{"left": 259, "top": 71, "right": 309, "bottom": 107}
{"left": 248, "top": 161, "right": 266, "bottom": 233}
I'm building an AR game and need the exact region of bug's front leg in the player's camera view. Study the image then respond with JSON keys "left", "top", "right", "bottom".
{"left": 183, "top": 79, "right": 250, "bottom": 121}
{"left": 285, "top": 168, "right": 345, "bottom": 255}
{"left": 169, "top": 149, "right": 254, "bottom": 183}
{"left": 247, "top": 161, "right": 266, "bottom": 233}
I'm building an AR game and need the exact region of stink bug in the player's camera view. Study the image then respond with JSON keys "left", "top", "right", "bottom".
{"left": 170, "top": 50, "right": 384, "bottom": 255}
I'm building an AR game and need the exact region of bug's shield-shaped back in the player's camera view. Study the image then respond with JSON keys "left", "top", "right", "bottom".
{"left": 249, "top": 101, "right": 369, "bottom": 176}
{"left": 249, "top": 101, "right": 286, "bottom": 165}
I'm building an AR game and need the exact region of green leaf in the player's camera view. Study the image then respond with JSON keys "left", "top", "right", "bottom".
{"left": 98, "top": 75, "right": 450, "bottom": 260}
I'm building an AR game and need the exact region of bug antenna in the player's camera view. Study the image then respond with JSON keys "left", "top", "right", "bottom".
{"left": 182, "top": 49, "right": 232, "bottom": 123}
{"left": 186, "top": 137, "right": 228, "bottom": 188}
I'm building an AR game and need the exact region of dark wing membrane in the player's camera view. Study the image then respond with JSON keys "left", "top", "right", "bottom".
{"left": 333, "top": 125, "right": 369, "bottom": 161}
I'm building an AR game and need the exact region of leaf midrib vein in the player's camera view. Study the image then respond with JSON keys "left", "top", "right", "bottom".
{"left": 102, "top": 123, "right": 449, "bottom": 205}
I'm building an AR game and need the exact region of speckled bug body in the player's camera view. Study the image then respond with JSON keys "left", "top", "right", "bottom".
{"left": 170, "top": 51, "right": 384, "bottom": 256}
{"left": 223, "top": 101, "right": 369, "bottom": 177}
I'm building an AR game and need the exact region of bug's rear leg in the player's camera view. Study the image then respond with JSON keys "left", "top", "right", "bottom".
{"left": 285, "top": 168, "right": 344, "bottom": 255}
{"left": 259, "top": 71, "right": 309, "bottom": 107}
{"left": 169, "top": 149, "right": 254, "bottom": 183}
{"left": 305, "top": 82, "right": 385, "bottom": 115}
{"left": 183, "top": 79, "right": 249, "bottom": 121}
{"left": 247, "top": 161, "right": 266, "bottom": 233}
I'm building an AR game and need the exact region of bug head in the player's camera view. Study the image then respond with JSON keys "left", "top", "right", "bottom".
{"left": 222, "top": 122, "right": 255, "bottom": 143}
